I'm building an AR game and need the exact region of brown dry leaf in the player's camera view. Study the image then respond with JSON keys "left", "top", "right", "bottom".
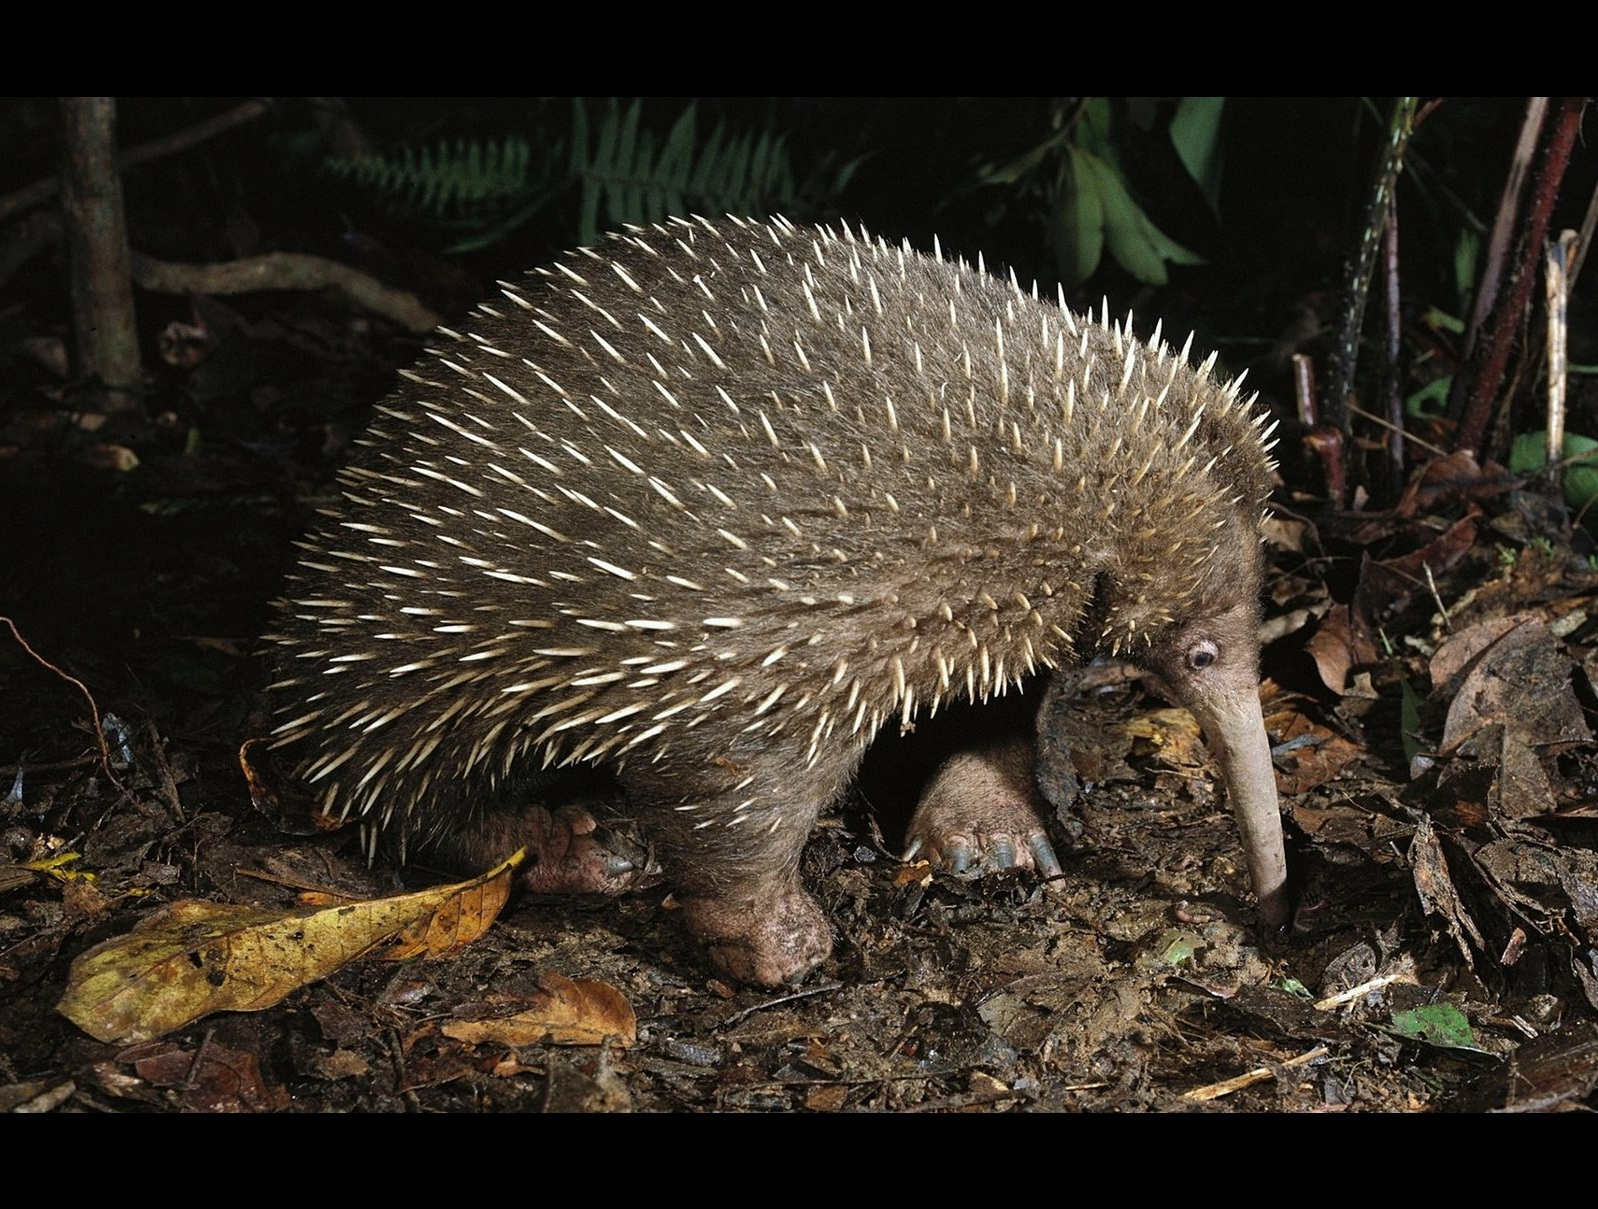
{"left": 1474, "top": 839, "right": 1598, "bottom": 938}
{"left": 442, "top": 974, "right": 637, "bottom": 1048}
{"left": 805, "top": 1083, "right": 850, "bottom": 1111}
{"left": 125, "top": 1039, "right": 290, "bottom": 1112}
{"left": 56, "top": 851, "right": 524, "bottom": 1043}
{"left": 1263, "top": 706, "right": 1363, "bottom": 796}
{"left": 380, "top": 852, "right": 516, "bottom": 961}
{"left": 239, "top": 737, "right": 346, "bottom": 836}
{"left": 1261, "top": 513, "right": 1314, "bottom": 555}
{"left": 1359, "top": 513, "right": 1477, "bottom": 617}
{"left": 1305, "top": 604, "right": 1378, "bottom": 694}
{"left": 895, "top": 860, "right": 934, "bottom": 888}
{"left": 1429, "top": 616, "right": 1528, "bottom": 696}
{"left": 1442, "top": 619, "right": 1592, "bottom": 752}
{"left": 60, "top": 876, "right": 114, "bottom": 923}
{"left": 1396, "top": 449, "right": 1498, "bottom": 515}
{"left": 0, "top": 863, "right": 35, "bottom": 894}
{"left": 1492, "top": 730, "right": 1558, "bottom": 819}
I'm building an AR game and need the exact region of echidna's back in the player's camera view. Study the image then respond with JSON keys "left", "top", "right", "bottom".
{"left": 267, "top": 216, "right": 1273, "bottom": 852}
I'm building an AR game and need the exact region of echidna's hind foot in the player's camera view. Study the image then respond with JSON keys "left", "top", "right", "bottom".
{"left": 619, "top": 749, "right": 849, "bottom": 986}
{"left": 426, "top": 801, "right": 661, "bottom": 896}
{"left": 679, "top": 883, "right": 833, "bottom": 987}
{"left": 902, "top": 736, "right": 1063, "bottom": 879}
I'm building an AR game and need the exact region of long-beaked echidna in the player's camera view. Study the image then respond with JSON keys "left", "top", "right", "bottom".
{"left": 266, "top": 215, "right": 1286, "bottom": 986}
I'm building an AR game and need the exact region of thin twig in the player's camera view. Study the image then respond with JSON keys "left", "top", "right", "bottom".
{"left": 1325, "top": 97, "right": 1419, "bottom": 436}
{"left": 1293, "top": 353, "right": 1318, "bottom": 427}
{"left": 1181, "top": 1045, "right": 1330, "bottom": 1102}
{"left": 1457, "top": 98, "right": 1547, "bottom": 370}
{"left": 721, "top": 981, "right": 842, "bottom": 1027}
{"left": 1545, "top": 229, "right": 1576, "bottom": 486}
{"left": 1424, "top": 564, "right": 1451, "bottom": 633}
{"left": 131, "top": 250, "right": 440, "bottom": 333}
{"left": 1382, "top": 201, "right": 1404, "bottom": 497}
{"left": 1569, "top": 181, "right": 1598, "bottom": 292}
{"left": 0, "top": 615, "right": 121, "bottom": 789}
{"left": 0, "top": 98, "right": 273, "bottom": 224}
{"left": 1348, "top": 402, "right": 1450, "bottom": 458}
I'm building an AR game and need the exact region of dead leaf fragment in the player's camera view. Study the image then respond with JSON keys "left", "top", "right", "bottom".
{"left": 1305, "top": 604, "right": 1378, "bottom": 694}
{"left": 379, "top": 854, "right": 516, "bottom": 961}
{"left": 1430, "top": 616, "right": 1526, "bottom": 697}
{"left": 442, "top": 974, "right": 637, "bottom": 1048}
{"left": 1265, "top": 703, "right": 1362, "bottom": 796}
{"left": 1410, "top": 815, "right": 1484, "bottom": 967}
{"left": 56, "top": 852, "right": 523, "bottom": 1043}
{"left": 128, "top": 1040, "right": 289, "bottom": 1112}
{"left": 1124, "top": 707, "right": 1207, "bottom": 767}
{"left": 1442, "top": 620, "right": 1591, "bottom": 752}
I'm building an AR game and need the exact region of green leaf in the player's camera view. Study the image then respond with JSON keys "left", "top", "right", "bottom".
{"left": 610, "top": 98, "right": 642, "bottom": 226}
{"left": 1170, "top": 97, "right": 1225, "bottom": 211}
{"left": 1509, "top": 431, "right": 1598, "bottom": 511}
{"left": 688, "top": 121, "right": 725, "bottom": 195}
{"left": 1155, "top": 928, "right": 1202, "bottom": 967}
{"left": 1052, "top": 145, "right": 1105, "bottom": 286}
{"left": 1386, "top": 1003, "right": 1485, "bottom": 1052}
{"left": 1424, "top": 306, "right": 1466, "bottom": 336}
{"left": 1399, "top": 675, "right": 1422, "bottom": 765}
{"left": 1405, "top": 375, "right": 1451, "bottom": 419}
{"left": 1453, "top": 228, "right": 1481, "bottom": 314}
{"left": 657, "top": 103, "right": 697, "bottom": 192}
{"left": 1087, "top": 152, "right": 1205, "bottom": 285}
{"left": 1507, "top": 431, "right": 1546, "bottom": 475}
{"left": 1075, "top": 97, "right": 1117, "bottom": 161}
{"left": 1082, "top": 151, "right": 1163, "bottom": 283}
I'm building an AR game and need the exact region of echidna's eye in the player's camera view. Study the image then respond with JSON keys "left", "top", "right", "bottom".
{"left": 1188, "top": 641, "right": 1218, "bottom": 671}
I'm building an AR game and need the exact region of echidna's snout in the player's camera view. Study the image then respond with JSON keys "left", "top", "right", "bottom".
{"left": 1141, "top": 600, "right": 1287, "bottom": 928}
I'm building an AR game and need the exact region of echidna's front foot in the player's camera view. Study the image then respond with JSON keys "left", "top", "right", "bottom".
{"left": 903, "top": 737, "right": 1062, "bottom": 878}
{"left": 426, "top": 801, "right": 659, "bottom": 896}
{"left": 513, "top": 803, "right": 661, "bottom": 895}
{"left": 679, "top": 884, "right": 833, "bottom": 986}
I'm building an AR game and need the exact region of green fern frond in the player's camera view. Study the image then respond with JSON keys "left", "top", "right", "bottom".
{"left": 324, "top": 100, "right": 853, "bottom": 255}
{"left": 327, "top": 136, "right": 555, "bottom": 221}
{"left": 572, "top": 99, "right": 803, "bottom": 246}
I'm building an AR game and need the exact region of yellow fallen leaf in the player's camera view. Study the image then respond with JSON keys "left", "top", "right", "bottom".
{"left": 22, "top": 851, "right": 97, "bottom": 883}
{"left": 443, "top": 974, "right": 636, "bottom": 1048}
{"left": 57, "top": 851, "right": 524, "bottom": 1043}
{"left": 379, "top": 851, "right": 516, "bottom": 962}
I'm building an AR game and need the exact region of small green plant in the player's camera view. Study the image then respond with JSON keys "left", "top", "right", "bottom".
{"left": 325, "top": 133, "right": 563, "bottom": 252}
{"left": 1509, "top": 431, "right": 1598, "bottom": 513}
